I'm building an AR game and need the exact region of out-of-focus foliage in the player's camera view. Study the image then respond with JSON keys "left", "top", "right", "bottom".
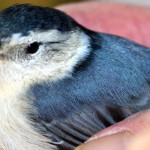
{"left": 0, "top": 0, "right": 81, "bottom": 10}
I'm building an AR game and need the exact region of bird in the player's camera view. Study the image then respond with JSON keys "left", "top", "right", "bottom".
{"left": 0, "top": 4, "right": 150, "bottom": 150}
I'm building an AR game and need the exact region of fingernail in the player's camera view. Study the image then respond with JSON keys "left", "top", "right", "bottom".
{"left": 74, "top": 131, "right": 132, "bottom": 150}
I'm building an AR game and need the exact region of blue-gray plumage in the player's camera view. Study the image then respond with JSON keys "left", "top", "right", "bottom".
{"left": 30, "top": 34, "right": 150, "bottom": 150}
{"left": 0, "top": 4, "right": 150, "bottom": 150}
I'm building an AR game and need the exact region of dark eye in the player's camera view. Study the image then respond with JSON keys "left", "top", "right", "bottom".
{"left": 26, "top": 42, "right": 42, "bottom": 54}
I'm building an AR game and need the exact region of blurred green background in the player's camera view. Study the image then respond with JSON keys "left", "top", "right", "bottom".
{"left": 0, "top": 0, "right": 82, "bottom": 10}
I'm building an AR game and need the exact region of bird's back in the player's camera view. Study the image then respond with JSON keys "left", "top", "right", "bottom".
{"left": 28, "top": 33, "right": 150, "bottom": 150}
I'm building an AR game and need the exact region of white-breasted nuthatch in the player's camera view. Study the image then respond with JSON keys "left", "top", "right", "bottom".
{"left": 0, "top": 4, "right": 150, "bottom": 150}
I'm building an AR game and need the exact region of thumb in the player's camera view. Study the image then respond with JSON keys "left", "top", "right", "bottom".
{"left": 74, "top": 109, "right": 150, "bottom": 150}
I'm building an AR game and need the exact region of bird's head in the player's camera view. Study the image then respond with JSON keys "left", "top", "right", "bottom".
{"left": 0, "top": 4, "right": 91, "bottom": 87}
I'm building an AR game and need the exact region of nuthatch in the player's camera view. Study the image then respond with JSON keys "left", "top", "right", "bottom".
{"left": 0, "top": 4, "right": 150, "bottom": 150}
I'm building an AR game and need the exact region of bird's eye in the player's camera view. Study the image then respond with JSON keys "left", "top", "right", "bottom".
{"left": 26, "top": 42, "right": 42, "bottom": 54}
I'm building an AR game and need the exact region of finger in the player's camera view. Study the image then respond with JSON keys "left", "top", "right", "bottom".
{"left": 57, "top": 2, "right": 150, "bottom": 47}
{"left": 127, "top": 129, "right": 150, "bottom": 150}
{"left": 75, "top": 131, "right": 131, "bottom": 150}
{"left": 74, "top": 109, "right": 150, "bottom": 150}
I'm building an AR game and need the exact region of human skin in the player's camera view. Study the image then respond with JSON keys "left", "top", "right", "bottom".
{"left": 57, "top": 1, "right": 150, "bottom": 47}
{"left": 57, "top": 2, "right": 150, "bottom": 150}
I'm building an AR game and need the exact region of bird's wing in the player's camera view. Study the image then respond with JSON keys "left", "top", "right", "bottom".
{"left": 35, "top": 104, "right": 136, "bottom": 150}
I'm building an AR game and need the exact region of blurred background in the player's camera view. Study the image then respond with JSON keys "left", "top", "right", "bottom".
{"left": 0, "top": 0, "right": 150, "bottom": 11}
{"left": 99, "top": 0, "right": 150, "bottom": 6}
{"left": 0, "top": 0, "right": 81, "bottom": 10}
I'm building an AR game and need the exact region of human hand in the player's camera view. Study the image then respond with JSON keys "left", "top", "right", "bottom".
{"left": 74, "top": 109, "right": 150, "bottom": 150}
{"left": 57, "top": 1, "right": 150, "bottom": 47}
{"left": 57, "top": 2, "right": 150, "bottom": 150}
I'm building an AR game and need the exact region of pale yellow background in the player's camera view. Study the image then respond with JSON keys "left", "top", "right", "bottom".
{"left": 0, "top": 0, "right": 81, "bottom": 10}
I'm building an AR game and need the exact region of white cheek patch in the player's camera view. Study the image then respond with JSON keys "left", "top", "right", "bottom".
{"left": 23, "top": 29, "right": 91, "bottom": 83}
{"left": 0, "top": 28, "right": 91, "bottom": 85}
